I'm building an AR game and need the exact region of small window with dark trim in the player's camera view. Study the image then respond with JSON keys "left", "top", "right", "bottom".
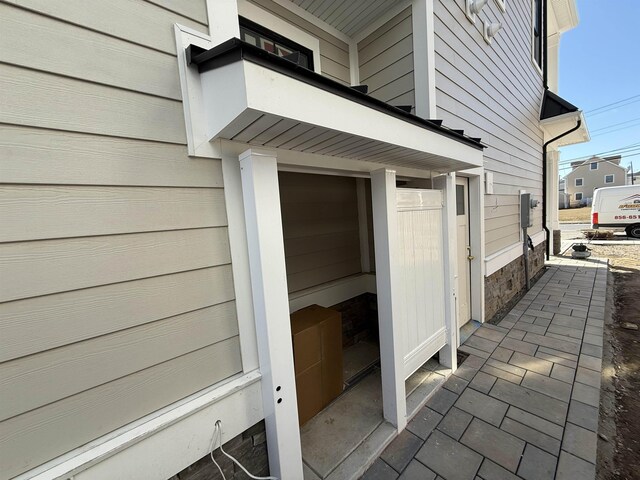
{"left": 605, "top": 174, "right": 614, "bottom": 183}
{"left": 532, "top": 0, "right": 543, "bottom": 68}
{"left": 590, "top": 162, "right": 598, "bottom": 170}
{"left": 575, "top": 178, "right": 583, "bottom": 187}
{"left": 575, "top": 192, "right": 583, "bottom": 201}
{"left": 239, "top": 16, "right": 313, "bottom": 70}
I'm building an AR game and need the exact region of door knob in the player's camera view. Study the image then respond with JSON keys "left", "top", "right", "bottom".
{"left": 467, "top": 246, "right": 474, "bottom": 261}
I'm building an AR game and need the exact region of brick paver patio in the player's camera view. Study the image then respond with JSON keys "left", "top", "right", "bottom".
{"left": 363, "top": 257, "right": 607, "bottom": 480}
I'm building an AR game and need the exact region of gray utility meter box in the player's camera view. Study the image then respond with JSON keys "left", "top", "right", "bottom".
{"left": 520, "top": 193, "right": 533, "bottom": 228}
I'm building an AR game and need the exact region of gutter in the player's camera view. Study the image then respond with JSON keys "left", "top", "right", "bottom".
{"left": 542, "top": 118, "right": 582, "bottom": 259}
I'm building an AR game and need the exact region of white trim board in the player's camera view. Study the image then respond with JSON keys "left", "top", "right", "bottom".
{"left": 16, "top": 372, "right": 262, "bottom": 480}
{"left": 485, "top": 230, "right": 546, "bottom": 277}
{"left": 288, "top": 273, "right": 376, "bottom": 313}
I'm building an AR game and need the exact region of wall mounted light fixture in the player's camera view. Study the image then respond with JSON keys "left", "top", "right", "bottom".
{"left": 465, "top": 0, "right": 489, "bottom": 23}
{"left": 483, "top": 21, "right": 503, "bottom": 44}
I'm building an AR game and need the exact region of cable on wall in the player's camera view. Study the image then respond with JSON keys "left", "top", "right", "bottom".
{"left": 209, "top": 420, "right": 278, "bottom": 480}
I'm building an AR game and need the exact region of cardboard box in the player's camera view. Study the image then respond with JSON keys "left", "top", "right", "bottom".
{"left": 291, "top": 305, "right": 343, "bottom": 426}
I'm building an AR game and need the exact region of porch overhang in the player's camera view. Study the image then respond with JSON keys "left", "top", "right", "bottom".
{"left": 189, "top": 39, "right": 484, "bottom": 173}
{"left": 539, "top": 89, "right": 590, "bottom": 148}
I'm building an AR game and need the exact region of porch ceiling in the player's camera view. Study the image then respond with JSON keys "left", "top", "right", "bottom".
{"left": 190, "top": 40, "right": 484, "bottom": 173}
{"left": 288, "top": 0, "right": 400, "bottom": 37}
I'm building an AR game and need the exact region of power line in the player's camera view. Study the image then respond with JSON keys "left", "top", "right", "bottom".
{"left": 591, "top": 120, "right": 640, "bottom": 138}
{"left": 590, "top": 116, "right": 640, "bottom": 134}
{"left": 558, "top": 149, "right": 640, "bottom": 168}
{"left": 585, "top": 94, "right": 640, "bottom": 114}
{"left": 586, "top": 97, "right": 640, "bottom": 117}
{"left": 558, "top": 141, "right": 640, "bottom": 164}
{"left": 558, "top": 152, "right": 640, "bottom": 172}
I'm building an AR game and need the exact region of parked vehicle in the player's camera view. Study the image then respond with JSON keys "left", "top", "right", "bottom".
{"left": 591, "top": 185, "right": 640, "bottom": 238}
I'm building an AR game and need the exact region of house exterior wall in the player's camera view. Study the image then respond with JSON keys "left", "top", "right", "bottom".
{"left": 565, "top": 160, "right": 627, "bottom": 205}
{"left": 357, "top": 7, "right": 416, "bottom": 110}
{"left": 279, "top": 172, "right": 362, "bottom": 293}
{"left": 433, "top": 0, "right": 545, "bottom": 257}
{"left": 0, "top": 2, "right": 247, "bottom": 478}
{"left": 246, "top": 0, "right": 351, "bottom": 84}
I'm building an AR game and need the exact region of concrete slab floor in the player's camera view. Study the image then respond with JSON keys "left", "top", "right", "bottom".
{"left": 302, "top": 361, "right": 448, "bottom": 479}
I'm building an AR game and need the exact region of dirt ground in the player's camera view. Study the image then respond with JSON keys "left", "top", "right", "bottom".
{"left": 559, "top": 206, "right": 591, "bottom": 223}
{"left": 588, "top": 245, "right": 640, "bottom": 480}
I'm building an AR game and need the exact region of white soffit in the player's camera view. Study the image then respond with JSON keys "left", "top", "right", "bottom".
{"left": 199, "top": 60, "right": 483, "bottom": 172}
{"left": 288, "top": 0, "right": 401, "bottom": 37}
{"left": 549, "top": 0, "right": 579, "bottom": 34}
{"left": 541, "top": 111, "right": 590, "bottom": 148}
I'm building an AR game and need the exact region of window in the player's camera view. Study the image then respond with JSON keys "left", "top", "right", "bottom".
{"left": 605, "top": 174, "right": 614, "bottom": 184}
{"left": 575, "top": 178, "right": 583, "bottom": 187}
{"left": 590, "top": 162, "right": 598, "bottom": 170}
{"left": 532, "top": 0, "right": 543, "bottom": 68}
{"left": 239, "top": 16, "right": 313, "bottom": 70}
{"left": 575, "top": 192, "right": 583, "bottom": 201}
{"left": 456, "top": 185, "right": 466, "bottom": 215}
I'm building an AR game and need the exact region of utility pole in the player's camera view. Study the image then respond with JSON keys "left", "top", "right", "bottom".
{"left": 632, "top": 161, "right": 635, "bottom": 184}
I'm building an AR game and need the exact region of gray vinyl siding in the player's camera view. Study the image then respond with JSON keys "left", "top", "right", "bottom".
{"left": 358, "top": 7, "right": 415, "bottom": 110}
{"left": 279, "top": 173, "right": 362, "bottom": 292}
{"left": 433, "top": 0, "right": 545, "bottom": 256}
{"left": 0, "top": 2, "right": 243, "bottom": 478}
{"left": 247, "top": 0, "right": 351, "bottom": 84}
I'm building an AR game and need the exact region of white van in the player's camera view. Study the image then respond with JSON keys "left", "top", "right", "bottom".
{"left": 591, "top": 184, "right": 640, "bottom": 238}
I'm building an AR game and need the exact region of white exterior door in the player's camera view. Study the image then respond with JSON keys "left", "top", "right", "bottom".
{"left": 456, "top": 177, "right": 471, "bottom": 328}
{"left": 396, "top": 189, "right": 447, "bottom": 379}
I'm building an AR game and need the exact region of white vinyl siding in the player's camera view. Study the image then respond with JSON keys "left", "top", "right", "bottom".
{"left": 279, "top": 173, "right": 362, "bottom": 292}
{"left": 0, "top": 2, "right": 242, "bottom": 478}
{"left": 247, "top": 0, "right": 351, "bottom": 84}
{"left": 358, "top": 8, "right": 415, "bottom": 109}
{"left": 434, "top": 0, "right": 545, "bottom": 256}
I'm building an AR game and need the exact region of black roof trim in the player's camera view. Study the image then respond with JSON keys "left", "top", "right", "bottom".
{"left": 188, "top": 39, "right": 484, "bottom": 150}
{"left": 540, "top": 89, "right": 580, "bottom": 120}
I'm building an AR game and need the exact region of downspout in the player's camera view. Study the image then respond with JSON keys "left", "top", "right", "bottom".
{"left": 542, "top": 119, "right": 581, "bottom": 259}
{"left": 541, "top": 0, "right": 581, "bottom": 259}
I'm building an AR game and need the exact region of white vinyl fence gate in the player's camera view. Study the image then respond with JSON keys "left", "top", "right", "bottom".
{"left": 396, "top": 189, "right": 447, "bottom": 379}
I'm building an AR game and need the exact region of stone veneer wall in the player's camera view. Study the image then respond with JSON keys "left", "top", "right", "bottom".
{"left": 171, "top": 421, "right": 269, "bottom": 480}
{"left": 485, "top": 242, "right": 546, "bottom": 321}
{"left": 330, "top": 293, "right": 379, "bottom": 348}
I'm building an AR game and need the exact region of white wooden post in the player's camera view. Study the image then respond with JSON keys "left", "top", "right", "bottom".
{"left": 371, "top": 169, "right": 407, "bottom": 430}
{"left": 432, "top": 173, "right": 458, "bottom": 370}
{"left": 238, "top": 148, "right": 303, "bottom": 479}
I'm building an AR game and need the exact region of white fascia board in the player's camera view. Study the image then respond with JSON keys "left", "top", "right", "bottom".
{"left": 485, "top": 231, "right": 546, "bottom": 277}
{"left": 17, "top": 372, "right": 262, "bottom": 480}
{"left": 202, "top": 60, "right": 483, "bottom": 167}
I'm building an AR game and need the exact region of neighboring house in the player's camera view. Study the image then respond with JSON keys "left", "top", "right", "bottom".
{"left": 564, "top": 155, "right": 626, "bottom": 206}
{"left": 559, "top": 177, "right": 570, "bottom": 208}
{"left": 0, "top": 1, "right": 587, "bottom": 479}
{"left": 627, "top": 169, "right": 639, "bottom": 185}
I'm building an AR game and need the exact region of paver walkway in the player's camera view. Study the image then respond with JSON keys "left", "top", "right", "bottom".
{"left": 362, "top": 257, "right": 607, "bottom": 480}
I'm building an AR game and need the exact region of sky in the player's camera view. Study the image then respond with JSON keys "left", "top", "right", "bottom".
{"left": 557, "top": 0, "right": 640, "bottom": 178}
